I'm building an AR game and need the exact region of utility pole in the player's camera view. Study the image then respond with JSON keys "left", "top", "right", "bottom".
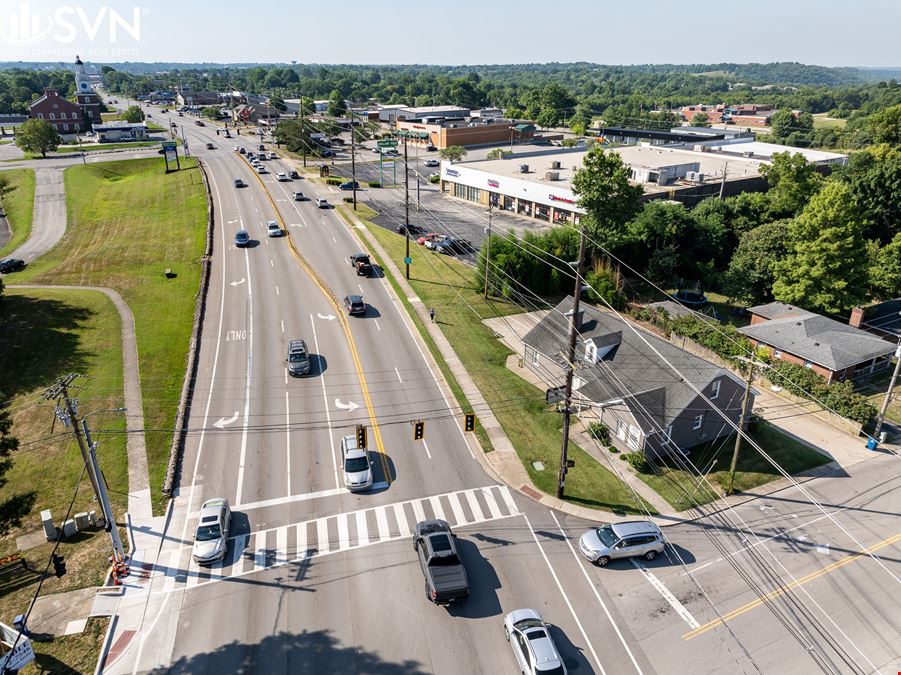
{"left": 351, "top": 116, "right": 357, "bottom": 211}
{"left": 557, "top": 226, "right": 588, "bottom": 499}
{"left": 719, "top": 161, "right": 728, "bottom": 199}
{"left": 299, "top": 94, "right": 307, "bottom": 168}
{"left": 82, "top": 421, "right": 126, "bottom": 562}
{"left": 404, "top": 136, "right": 411, "bottom": 280}
{"left": 873, "top": 338, "right": 901, "bottom": 442}
{"left": 483, "top": 203, "right": 493, "bottom": 299}
{"left": 727, "top": 360, "right": 756, "bottom": 495}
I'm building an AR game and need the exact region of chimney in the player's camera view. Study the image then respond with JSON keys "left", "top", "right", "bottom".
{"left": 849, "top": 307, "right": 864, "bottom": 329}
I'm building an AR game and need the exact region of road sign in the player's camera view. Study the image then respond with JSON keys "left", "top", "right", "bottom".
{"left": 404, "top": 257, "right": 412, "bottom": 265}
{"left": 377, "top": 139, "right": 398, "bottom": 148}
{"left": 545, "top": 386, "right": 566, "bottom": 405}
{"left": 0, "top": 637, "right": 35, "bottom": 671}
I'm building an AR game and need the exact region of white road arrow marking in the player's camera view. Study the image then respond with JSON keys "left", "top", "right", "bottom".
{"left": 227, "top": 219, "right": 238, "bottom": 224}
{"left": 213, "top": 411, "right": 240, "bottom": 429}
{"left": 230, "top": 278, "right": 246, "bottom": 287}
{"left": 334, "top": 399, "right": 359, "bottom": 412}
{"left": 317, "top": 313, "right": 336, "bottom": 321}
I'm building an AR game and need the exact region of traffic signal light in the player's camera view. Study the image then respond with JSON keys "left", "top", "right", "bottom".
{"left": 413, "top": 420, "right": 424, "bottom": 441}
{"left": 464, "top": 413, "right": 475, "bottom": 432}
{"left": 356, "top": 425, "right": 367, "bottom": 449}
{"left": 52, "top": 553, "right": 66, "bottom": 579}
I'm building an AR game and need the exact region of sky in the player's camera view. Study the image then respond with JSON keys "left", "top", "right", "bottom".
{"left": 1, "top": 0, "right": 899, "bottom": 67}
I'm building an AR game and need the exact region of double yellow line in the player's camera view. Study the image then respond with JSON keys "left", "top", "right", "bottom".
{"left": 240, "top": 154, "right": 392, "bottom": 485}
{"left": 683, "top": 531, "right": 901, "bottom": 640}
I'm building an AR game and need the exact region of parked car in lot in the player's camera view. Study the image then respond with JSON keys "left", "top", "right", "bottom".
{"left": 371, "top": 146, "right": 381, "bottom": 154}
{"left": 414, "top": 520, "right": 469, "bottom": 605}
{"left": 579, "top": 521, "right": 664, "bottom": 566}
{"left": 435, "top": 237, "right": 474, "bottom": 255}
{"left": 233, "top": 178, "right": 246, "bottom": 188}
{"left": 340, "top": 435, "right": 373, "bottom": 491}
{"left": 292, "top": 191, "right": 305, "bottom": 201}
{"left": 286, "top": 339, "right": 311, "bottom": 377}
{"left": 396, "top": 223, "right": 424, "bottom": 236}
{"left": 426, "top": 144, "right": 437, "bottom": 151}
{"left": 316, "top": 197, "right": 329, "bottom": 208}
{"left": 276, "top": 172, "right": 289, "bottom": 181}
{"left": 234, "top": 230, "right": 250, "bottom": 247}
{"left": 266, "top": 220, "right": 282, "bottom": 237}
{"left": 0, "top": 258, "right": 25, "bottom": 274}
{"left": 418, "top": 233, "right": 443, "bottom": 246}
{"left": 424, "top": 159, "right": 439, "bottom": 167}
{"left": 343, "top": 294, "right": 366, "bottom": 316}
{"left": 503, "top": 609, "right": 567, "bottom": 675}
{"left": 349, "top": 253, "right": 372, "bottom": 276}
{"left": 192, "top": 498, "right": 231, "bottom": 564}
{"left": 339, "top": 180, "right": 360, "bottom": 190}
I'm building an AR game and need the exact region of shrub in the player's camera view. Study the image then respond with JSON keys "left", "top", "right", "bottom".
{"left": 622, "top": 452, "right": 650, "bottom": 473}
{"left": 429, "top": 175, "right": 440, "bottom": 184}
{"left": 587, "top": 422, "right": 609, "bottom": 443}
{"left": 668, "top": 314, "right": 753, "bottom": 365}
{"left": 585, "top": 261, "right": 625, "bottom": 310}
{"left": 367, "top": 181, "right": 381, "bottom": 188}
{"left": 343, "top": 197, "right": 354, "bottom": 203}
{"left": 766, "top": 361, "right": 876, "bottom": 426}
{"left": 325, "top": 177, "right": 343, "bottom": 186}
{"left": 607, "top": 445, "right": 619, "bottom": 454}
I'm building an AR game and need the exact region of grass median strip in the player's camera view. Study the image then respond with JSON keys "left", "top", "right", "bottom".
{"left": 0, "top": 168, "right": 35, "bottom": 257}
{"left": 12, "top": 157, "right": 207, "bottom": 513}
{"left": 343, "top": 204, "right": 652, "bottom": 514}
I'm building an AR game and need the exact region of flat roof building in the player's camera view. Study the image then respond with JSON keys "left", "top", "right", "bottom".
{"left": 396, "top": 118, "right": 534, "bottom": 149}
{"left": 92, "top": 121, "right": 150, "bottom": 142}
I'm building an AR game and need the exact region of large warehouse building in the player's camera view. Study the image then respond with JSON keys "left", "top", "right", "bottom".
{"left": 439, "top": 140, "right": 846, "bottom": 223}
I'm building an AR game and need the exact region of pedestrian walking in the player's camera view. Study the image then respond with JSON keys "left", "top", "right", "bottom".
{"left": 429, "top": 307, "right": 435, "bottom": 323}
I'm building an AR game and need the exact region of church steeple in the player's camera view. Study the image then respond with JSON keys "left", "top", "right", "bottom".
{"left": 75, "top": 55, "right": 91, "bottom": 96}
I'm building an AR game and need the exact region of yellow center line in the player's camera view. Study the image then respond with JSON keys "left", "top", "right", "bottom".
{"left": 241, "top": 155, "right": 392, "bottom": 484}
{"left": 683, "top": 531, "right": 901, "bottom": 640}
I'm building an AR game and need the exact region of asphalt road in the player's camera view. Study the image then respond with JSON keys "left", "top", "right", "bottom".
{"left": 106, "top": 101, "right": 900, "bottom": 675}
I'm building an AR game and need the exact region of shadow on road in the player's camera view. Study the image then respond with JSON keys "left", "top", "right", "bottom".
{"left": 446, "top": 538, "right": 502, "bottom": 619}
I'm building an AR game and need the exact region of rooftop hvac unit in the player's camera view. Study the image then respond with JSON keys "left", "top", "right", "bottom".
{"left": 572, "top": 166, "right": 579, "bottom": 172}
{"left": 551, "top": 161, "right": 561, "bottom": 169}
{"left": 693, "top": 144, "right": 710, "bottom": 152}
{"left": 742, "top": 151, "right": 754, "bottom": 158}
{"left": 545, "top": 171, "right": 560, "bottom": 181}
{"left": 519, "top": 164, "right": 529, "bottom": 173}
{"left": 685, "top": 171, "right": 705, "bottom": 182}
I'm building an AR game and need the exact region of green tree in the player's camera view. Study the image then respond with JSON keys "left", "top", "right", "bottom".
{"left": 16, "top": 118, "right": 61, "bottom": 157}
{"left": 439, "top": 145, "right": 467, "bottom": 162}
{"left": 0, "top": 395, "right": 35, "bottom": 533}
{"left": 200, "top": 106, "right": 221, "bottom": 120}
{"left": 869, "top": 232, "right": 901, "bottom": 298}
{"left": 691, "top": 112, "right": 710, "bottom": 127}
{"left": 838, "top": 145, "right": 901, "bottom": 243}
{"left": 326, "top": 89, "right": 347, "bottom": 117}
{"left": 122, "top": 105, "right": 144, "bottom": 123}
{"left": 724, "top": 220, "right": 792, "bottom": 303}
{"left": 868, "top": 104, "right": 901, "bottom": 146}
{"left": 571, "top": 145, "right": 644, "bottom": 252}
{"left": 758, "top": 151, "right": 823, "bottom": 219}
{"left": 270, "top": 95, "right": 287, "bottom": 112}
{"left": 769, "top": 108, "right": 796, "bottom": 139}
{"left": 773, "top": 181, "right": 869, "bottom": 314}
{"left": 486, "top": 148, "right": 508, "bottom": 160}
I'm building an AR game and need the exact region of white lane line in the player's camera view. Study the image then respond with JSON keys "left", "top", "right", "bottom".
{"left": 358, "top": 283, "right": 364, "bottom": 294}
{"left": 275, "top": 285, "right": 279, "bottom": 296}
{"left": 394, "top": 367, "right": 403, "bottom": 383}
{"left": 393, "top": 503, "right": 411, "bottom": 537}
{"left": 548, "top": 510, "right": 643, "bottom": 674}
{"left": 270, "top": 259, "right": 274, "bottom": 267}
{"left": 332, "top": 235, "right": 337, "bottom": 243}
{"left": 285, "top": 391, "right": 291, "bottom": 495}
{"left": 524, "top": 514, "right": 607, "bottom": 675}
{"left": 374, "top": 319, "right": 381, "bottom": 331}
{"left": 422, "top": 439, "right": 432, "bottom": 460}
{"left": 236, "top": 485, "right": 345, "bottom": 511}
{"left": 631, "top": 559, "right": 699, "bottom": 629}
{"left": 234, "top": 243, "right": 254, "bottom": 505}
{"left": 284, "top": 368, "right": 287, "bottom": 385}
{"left": 280, "top": 320, "right": 284, "bottom": 334}
{"left": 310, "top": 314, "right": 341, "bottom": 490}
{"left": 375, "top": 507, "right": 390, "bottom": 541}
{"left": 355, "top": 510, "right": 369, "bottom": 547}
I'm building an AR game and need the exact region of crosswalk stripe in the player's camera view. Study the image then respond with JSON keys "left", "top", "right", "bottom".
{"left": 254, "top": 547, "right": 267, "bottom": 571}
{"left": 162, "top": 550, "right": 178, "bottom": 595}
{"left": 356, "top": 510, "right": 369, "bottom": 547}
{"left": 276, "top": 526, "right": 288, "bottom": 565}
{"left": 393, "top": 503, "right": 410, "bottom": 537}
{"left": 375, "top": 506, "right": 390, "bottom": 541}
{"left": 446, "top": 491, "right": 467, "bottom": 527}
{"left": 186, "top": 557, "right": 201, "bottom": 589}
{"left": 296, "top": 523, "right": 307, "bottom": 559}
{"left": 411, "top": 500, "right": 426, "bottom": 524}
{"left": 464, "top": 489, "right": 485, "bottom": 522}
{"left": 481, "top": 487, "right": 503, "bottom": 519}
{"left": 337, "top": 513, "right": 350, "bottom": 550}
{"left": 429, "top": 496, "right": 446, "bottom": 522}
{"left": 317, "top": 517, "right": 330, "bottom": 555}
{"left": 498, "top": 486, "right": 519, "bottom": 515}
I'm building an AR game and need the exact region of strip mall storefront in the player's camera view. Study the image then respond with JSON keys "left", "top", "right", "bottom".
{"left": 440, "top": 163, "right": 582, "bottom": 225}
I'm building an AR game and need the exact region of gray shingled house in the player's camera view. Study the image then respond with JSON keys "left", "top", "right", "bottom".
{"left": 739, "top": 302, "right": 895, "bottom": 383}
{"left": 521, "top": 297, "right": 751, "bottom": 459}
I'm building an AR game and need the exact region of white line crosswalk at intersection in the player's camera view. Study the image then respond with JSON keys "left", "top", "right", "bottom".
{"left": 168, "top": 485, "right": 520, "bottom": 593}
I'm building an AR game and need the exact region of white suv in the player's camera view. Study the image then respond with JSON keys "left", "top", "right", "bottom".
{"left": 192, "top": 498, "right": 231, "bottom": 564}
{"left": 341, "top": 435, "right": 373, "bottom": 491}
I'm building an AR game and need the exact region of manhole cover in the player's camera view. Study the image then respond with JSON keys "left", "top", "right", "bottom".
{"left": 532, "top": 461, "right": 545, "bottom": 471}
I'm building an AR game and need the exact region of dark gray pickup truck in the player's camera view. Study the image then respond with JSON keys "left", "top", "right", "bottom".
{"left": 349, "top": 253, "right": 373, "bottom": 276}
{"left": 414, "top": 519, "right": 469, "bottom": 605}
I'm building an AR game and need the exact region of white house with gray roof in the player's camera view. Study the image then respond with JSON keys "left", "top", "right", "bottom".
{"left": 740, "top": 302, "right": 895, "bottom": 382}
{"left": 522, "top": 298, "right": 750, "bottom": 458}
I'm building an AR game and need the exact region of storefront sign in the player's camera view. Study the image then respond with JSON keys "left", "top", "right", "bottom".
{"left": 549, "top": 194, "right": 575, "bottom": 205}
{"left": 444, "top": 168, "right": 460, "bottom": 178}
{"left": 487, "top": 179, "right": 499, "bottom": 188}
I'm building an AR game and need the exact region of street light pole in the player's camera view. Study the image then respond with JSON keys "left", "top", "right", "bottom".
{"left": 726, "top": 361, "right": 756, "bottom": 495}
{"left": 404, "top": 136, "right": 411, "bottom": 280}
{"left": 873, "top": 337, "right": 901, "bottom": 442}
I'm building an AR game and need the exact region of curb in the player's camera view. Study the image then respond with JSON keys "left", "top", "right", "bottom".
{"left": 163, "top": 158, "right": 214, "bottom": 497}
{"left": 94, "top": 613, "right": 118, "bottom": 675}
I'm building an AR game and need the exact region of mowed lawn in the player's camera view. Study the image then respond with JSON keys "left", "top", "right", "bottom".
{"left": 349, "top": 204, "right": 652, "bottom": 514}
{"left": 13, "top": 158, "right": 207, "bottom": 512}
{"left": 0, "top": 168, "right": 36, "bottom": 257}
{"left": 0, "top": 288, "right": 125, "bottom": 664}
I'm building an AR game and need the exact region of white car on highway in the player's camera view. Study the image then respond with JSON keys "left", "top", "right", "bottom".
{"left": 192, "top": 498, "right": 231, "bottom": 564}
{"left": 276, "top": 172, "right": 288, "bottom": 181}
{"left": 341, "top": 435, "right": 373, "bottom": 491}
{"left": 503, "top": 609, "right": 567, "bottom": 674}
{"left": 266, "top": 220, "right": 282, "bottom": 237}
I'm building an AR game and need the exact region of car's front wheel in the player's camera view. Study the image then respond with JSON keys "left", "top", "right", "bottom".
{"left": 596, "top": 556, "right": 611, "bottom": 567}
{"left": 645, "top": 550, "right": 658, "bottom": 561}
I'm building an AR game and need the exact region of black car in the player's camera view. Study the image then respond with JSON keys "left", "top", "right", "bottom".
{"left": 289, "top": 170, "right": 300, "bottom": 179}
{"left": 435, "top": 237, "right": 475, "bottom": 255}
{"left": 343, "top": 294, "right": 366, "bottom": 316}
{"left": 339, "top": 180, "right": 360, "bottom": 190}
{"left": 234, "top": 230, "right": 251, "bottom": 247}
{"left": 414, "top": 519, "right": 469, "bottom": 605}
{"left": 258, "top": 143, "right": 265, "bottom": 151}
{"left": 286, "top": 339, "right": 312, "bottom": 377}
{"left": 396, "top": 223, "right": 424, "bottom": 236}
{"left": 0, "top": 258, "right": 25, "bottom": 274}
